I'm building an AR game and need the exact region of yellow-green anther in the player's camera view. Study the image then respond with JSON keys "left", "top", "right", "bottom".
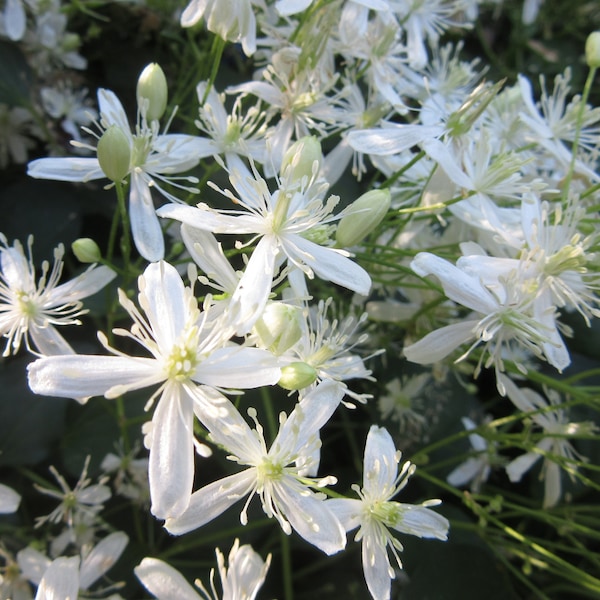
{"left": 336, "top": 188, "right": 391, "bottom": 248}
{"left": 97, "top": 125, "right": 131, "bottom": 183}
{"left": 137, "top": 63, "right": 168, "bottom": 121}
{"left": 278, "top": 362, "right": 318, "bottom": 391}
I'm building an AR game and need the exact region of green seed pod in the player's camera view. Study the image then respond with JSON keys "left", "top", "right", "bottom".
{"left": 336, "top": 188, "right": 391, "bottom": 248}
{"left": 278, "top": 362, "right": 318, "bottom": 391}
{"left": 97, "top": 125, "right": 131, "bottom": 183}
{"left": 137, "top": 63, "right": 168, "bottom": 121}
{"left": 71, "top": 238, "right": 102, "bottom": 263}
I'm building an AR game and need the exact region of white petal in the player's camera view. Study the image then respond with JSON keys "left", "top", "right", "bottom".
{"left": 447, "top": 458, "right": 484, "bottom": 487}
{"left": 35, "top": 556, "right": 80, "bottom": 600}
{"left": 79, "top": 532, "right": 128, "bottom": 590}
{"left": 324, "top": 498, "right": 363, "bottom": 532}
{"left": 17, "top": 547, "right": 50, "bottom": 585}
{"left": 362, "top": 530, "right": 393, "bottom": 600}
{"left": 4, "top": 0, "right": 26, "bottom": 41}
{"left": 505, "top": 451, "right": 541, "bottom": 482}
{"left": 273, "top": 478, "right": 346, "bottom": 555}
{"left": 98, "top": 89, "right": 131, "bottom": 134}
{"left": 140, "top": 261, "right": 187, "bottom": 351}
{"left": 149, "top": 384, "right": 195, "bottom": 520}
{"left": 275, "top": 0, "right": 312, "bottom": 16}
{"left": 347, "top": 124, "right": 442, "bottom": 156}
{"left": 27, "top": 355, "right": 160, "bottom": 400}
{"left": 287, "top": 236, "right": 371, "bottom": 296}
{"left": 403, "top": 320, "right": 477, "bottom": 364}
{"left": 392, "top": 504, "right": 449, "bottom": 540}
{"left": 363, "top": 426, "right": 398, "bottom": 496}
{"left": 29, "top": 325, "right": 75, "bottom": 356}
{"left": 129, "top": 172, "right": 165, "bottom": 262}
{"left": 47, "top": 265, "right": 116, "bottom": 305}
{"left": 135, "top": 557, "right": 201, "bottom": 600}
{"left": 180, "top": 0, "right": 208, "bottom": 27}
{"left": 193, "top": 347, "right": 281, "bottom": 389}
{"left": 0, "top": 483, "right": 21, "bottom": 513}
{"left": 165, "top": 471, "right": 254, "bottom": 535}
{"left": 27, "top": 157, "right": 104, "bottom": 182}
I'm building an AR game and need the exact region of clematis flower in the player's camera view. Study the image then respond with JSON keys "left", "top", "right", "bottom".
{"left": 328, "top": 426, "right": 449, "bottom": 600}
{"left": 28, "top": 260, "right": 281, "bottom": 520}
{"left": 0, "top": 234, "right": 116, "bottom": 357}
{"left": 28, "top": 87, "right": 206, "bottom": 262}
{"left": 158, "top": 144, "right": 371, "bottom": 334}
{"left": 165, "top": 380, "right": 347, "bottom": 556}
{"left": 135, "top": 539, "right": 271, "bottom": 600}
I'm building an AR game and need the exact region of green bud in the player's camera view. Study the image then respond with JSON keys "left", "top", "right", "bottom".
{"left": 336, "top": 188, "right": 391, "bottom": 248}
{"left": 254, "top": 303, "right": 303, "bottom": 355}
{"left": 61, "top": 33, "right": 81, "bottom": 53}
{"left": 280, "top": 136, "right": 322, "bottom": 182}
{"left": 71, "top": 238, "right": 102, "bottom": 263}
{"left": 278, "top": 362, "right": 318, "bottom": 391}
{"left": 137, "top": 63, "right": 168, "bottom": 121}
{"left": 97, "top": 125, "right": 131, "bottom": 183}
{"left": 585, "top": 32, "right": 600, "bottom": 68}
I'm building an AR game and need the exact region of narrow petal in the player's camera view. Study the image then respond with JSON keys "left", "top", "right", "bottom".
{"left": 29, "top": 325, "right": 75, "bottom": 356}
{"left": 35, "top": 556, "right": 80, "bottom": 600}
{"left": 47, "top": 265, "right": 116, "bottom": 305}
{"left": 403, "top": 320, "right": 477, "bottom": 364}
{"left": 129, "top": 172, "right": 164, "bottom": 262}
{"left": 392, "top": 504, "right": 449, "bottom": 540}
{"left": 98, "top": 89, "right": 131, "bottom": 134}
{"left": 274, "top": 478, "right": 346, "bottom": 555}
{"left": 149, "top": 384, "right": 195, "bottom": 520}
{"left": 4, "top": 0, "right": 26, "bottom": 41}
{"left": 27, "top": 157, "right": 104, "bottom": 182}
{"left": 348, "top": 124, "right": 442, "bottom": 156}
{"left": 363, "top": 426, "right": 398, "bottom": 497}
{"left": 288, "top": 236, "right": 371, "bottom": 296}
{"left": 505, "top": 451, "right": 542, "bottom": 482}
{"left": 362, "top": 529, "right": 393, "bottom": 600}
{"left": 0, "top": 483, "right": 21, "bottom": 514}
{"left": 165, "top": 471, "right": 255, "bottom": 535}
{"left": 135, "top": 557, "right": 201, "bottom": 600}
{"left": 79, "top": 532, "right": 128, "bottom": 590}
{"left": 27, "top": 355, "right": 160, "bottom": 400}
{"left": 325, "top": 498, "right": 363, "bottom": 532}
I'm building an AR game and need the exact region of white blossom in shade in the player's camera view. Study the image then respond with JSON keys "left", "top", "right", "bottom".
{"left": 34, "top": 556, "right": 79, "bottom": 600}
{"left": 328, "top": 426, "right": 449, "bottom": 600}
{"left": 180, "top": 0, "right": 257, "bottom": 56}
{"left": 0, "top": 235, "right": 116, "bottom": 357}
{"left": 500, "top": 374, "right": 595, "bottom": 509}
{"left": 135, "top": 539, "right": 271, "bottom": 600}
{"left": 0, "top": 483, "right": 21, "bottom": 514}
{"left": 157, "top": 154, "right": 371, "bottom": 334}
{"left": 518, "top": 69, "right": 600, "bottom": 182}
{"left": 193, "top": 82, "right": 269, "bottom": 168}
{"left": 28, "top": 88, "right": 205, "bottom": 262}
{"left": 403, "top": 251, "right": 571, "bottom": 388}
{"left": 0, "top": 0, "right": 26, "bottom": 41}
{"left": 0, "top": 104, "right": 42, "bottom": 168}
{"left": 446, "top": 417, "right": 496, "bottom": 492}
{"left": 165, "top": 380, "right": 347, "bottom": 556}
{"left": 33, "top": 456, "right": 111, "bottom": 531}
{"left": 27, "top": 261, "right": 281, "bottom": 520}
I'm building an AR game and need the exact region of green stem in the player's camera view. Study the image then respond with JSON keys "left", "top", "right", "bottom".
{"left": 280, "top": 527, "right": 294, "bottom": 600}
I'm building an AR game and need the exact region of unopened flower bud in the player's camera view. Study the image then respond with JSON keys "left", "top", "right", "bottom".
{"left": 278, "top": 362, "right": 318, "bottom": 391}
{"left": 336, "top": 188, "right": 391, "bottom": 248}
{"left": 586, "top": 32, "right": 600, "bottom": 68}
{"left": 97, "top": 125, "right": 131, "bottom": 183}
{"left": 280, "top": 136, "right": 322, "bottom": 181}
{"left": 72, "top": 238, "right": 102, "bottom": 263}
{"left": 137, "top": 63, "right": 168, "bottom": 121}
{"left": 61, "top": 33, "right": 81, "bottom": 53}
{"left": 254, "top": 302, "right": 303, "bottom": 355}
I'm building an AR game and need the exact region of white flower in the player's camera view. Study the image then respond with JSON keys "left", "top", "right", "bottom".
{"left": 28, "top": 88, "right": 205, "bottom": 261}
{"left": 501, "top": 374, "right": 593, "bottom": 508}
{"left": 0, "top": 104, "right": 42, "bottom": 168}
{"left": 180, "top": 0, "right": 257, "bottom": 56}
{"left": 446, "top": 417, "right": 496, "bottom": 492}
{"left": 157, "top": 154, "right": 371, "bottom": 334}
{"left": 0, "top": 234, "right": 116, "bottom": 357}
{"left": 165, "top": 380, "right": 347, "bottom": 556}
{"left": 328, "top": 426, "right": 449, "bottom": 600}
{"left": 135, "top": 539, "right": 271, "bottom": 600}
{"left": 27, "top": 260, "right": 281, "bottom": 520}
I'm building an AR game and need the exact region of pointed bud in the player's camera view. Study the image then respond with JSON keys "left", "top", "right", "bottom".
{"left": 586, "top": 32, "right": 600, "bottom": 68}
{"left": 253, "top": 302, "right": 303, "bottom": 355}
{"left": 72, "top": 238, "right": 102, "bottom": 263}
{"left": 137, "top": 63, "right": 168, "bottom": 121}
{"left": 97, "top": 125, "right": 131, "bottom": 183}
{"left": 278, "top": 362, "right": 318, "bottom": 391}
{"left": 336, "top": 188, "right": 391, "bottom": 247}
{"left": 280, "top": 136, "right": 322, "bottom": 182}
